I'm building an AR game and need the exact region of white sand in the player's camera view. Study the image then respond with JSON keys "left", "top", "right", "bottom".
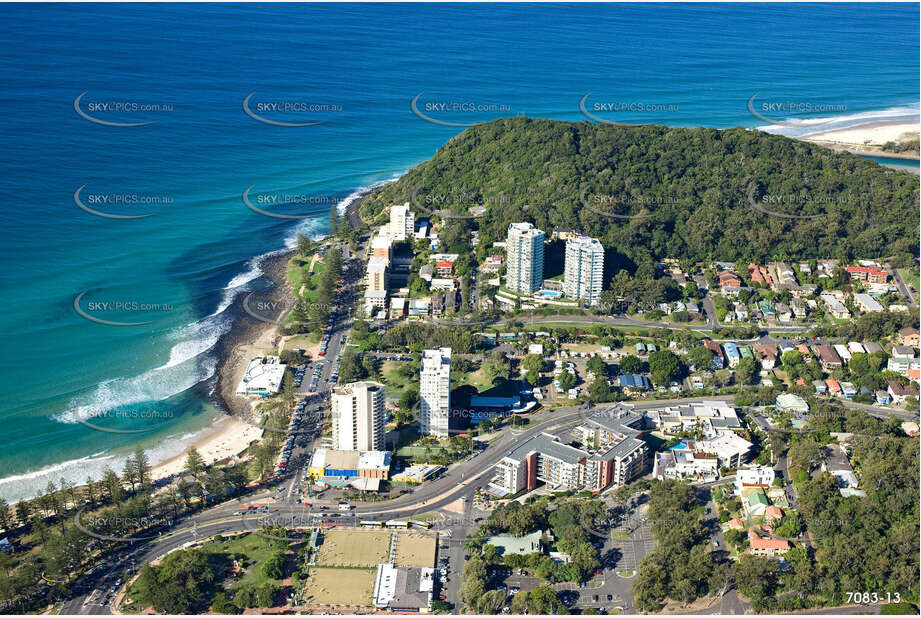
{"left": 150, "top": 415, "right": 263, "bottom": 482}
{"left": 806, "top": 121, "right": 919, "bottom": 147}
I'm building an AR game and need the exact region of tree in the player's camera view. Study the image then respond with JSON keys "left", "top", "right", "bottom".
{"left": 734, "top": 357, "right": 758, "bottom": 386}
{"left": 586, "top": 356, "right": 606, "bottom": 376}
{"left": 133, "top": 447, "right": 151, "bottom": 491}
{"left": 686, "top": 345, "right": 713, "bottom": 371}
{"left": 557, "top": 370, "right": 576, "bottom": 391}
{"left": 296, "top": 233, "right": 311, "bottom": 257}
{"left": 0, "top": 498, "right": 10, "bottom": 533}
{"left": 184, "top": 447, "right": 206, "bottom": 481}
{"left": 734, "top": 555, "right": 778, "bottom": 602}
{"left": 648, "top": 349, "right": 684, "bottom": 385}
{"left": 620, "top": 355, "right": 642, "bottom": 374}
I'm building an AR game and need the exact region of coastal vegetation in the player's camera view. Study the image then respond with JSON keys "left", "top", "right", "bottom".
{"left": 362, "top": 118, "right": 918, "bottom": 272}
{"left": 0, "top": 447, "right": 250, "bottom": 613}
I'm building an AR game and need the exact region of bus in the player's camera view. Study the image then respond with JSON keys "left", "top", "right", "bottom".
{"left": 385, "top": 520, "right": 411, "bottom": 529}
{"left": 360, "top": 520, "right": 384, "bottom": 528}
{"left": 338, "top": 502, "right": 352, "bottom": 512}
{"left": 411, "top": 520, "right": 433, "bottom": 530}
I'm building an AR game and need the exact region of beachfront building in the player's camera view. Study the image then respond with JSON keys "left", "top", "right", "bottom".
{"left": 235, "top": 356, "right": 287, "bottom": 397}
{"left": 331, "top": 381, "right": 386, "bottom": 451}
{"left": 506, "top": 222, "right": 545, "bottom": 293}
{"left": 367, "top": 257, "right": 389, "bottom": 292}
{"left": 389, "top": 202, "right": 415, "bottom": 241}
{"left": 371, "top": 234, "right": 393, "bottom": 260}
{"left": 420, "top": 347, "right": 452, "bottom": 437}
{"left": 563, "top": 235, "right": 605, "bottom": 306}
{"left": 308, "top": 449, "right": 392, "bottom": 491}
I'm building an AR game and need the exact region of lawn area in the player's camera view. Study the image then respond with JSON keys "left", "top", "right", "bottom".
{"left": 393, "top": 531, "right": 437, "bottom": 567}
{"left": 301, "top": 567, "right": 376, "bottom": 608}
{"left": 283, "top": 334, "right": 319, "bottom": 352}
{"left": 315, "top": 529, "right": 391, "bottom": 567}
{"left": 395, "top": 444, "right": 448, "bottom": 458}
{"left": 453, "top": 365, "right": 492, "bottom": 390}
{"left": 198, "top": 532, "right": 291, "bottom": 590}
{"left": 381, "top": 360, "right": 415, "bottom": 396}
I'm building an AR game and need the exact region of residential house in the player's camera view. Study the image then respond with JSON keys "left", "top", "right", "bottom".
{"left": 775, "top": 393, "right": 809, "bottom": 413}
{"left": 888, "top": 380, "right": 915, "bottom": 404}
{"left": 833, "top": 344, "right": 852, "bottom": 364}
{"left": 753, "top": 344, "right": 778, "bottom": 369}
{"left": 847, "top": 341, "right": 866, "bottom": 355}
{"left": 814, "top": 345, "right": 842, "bottom": 371}
{"left": 820, "top": 294, "right": 850, "bottom": 319}
{"left": 703, "top": 340, "right": 725, "bottom": 370}
{"left": 898, "top": 327, "right": 920, "bottom": 347}
{"left": 748, "top": 264, "right": 774, "bottom": 287}
{"left": 826, "top": 379, "right": 842, "bottom": 396}
{"left": 892, "top": 345, "right": 916, "bottom": 359}
{"left": 790, "top": 297, "right": 807, "bottom": 318}
{"left": 723, "top": 342, "right": 741, "bottom": 368}
{"left": 748, "top": 529, "right": 792, "bottom": 557}
{"left": 718, "top": 271, "right": 742, "bottom": 291}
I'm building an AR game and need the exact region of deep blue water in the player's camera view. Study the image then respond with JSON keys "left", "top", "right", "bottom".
{"left": 0, "top": 3, "right": 917, "bottom": 501}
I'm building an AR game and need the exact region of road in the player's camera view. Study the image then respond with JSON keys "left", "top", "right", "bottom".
{"left": 886, "top": 260, "right": 917, "bottom": 307}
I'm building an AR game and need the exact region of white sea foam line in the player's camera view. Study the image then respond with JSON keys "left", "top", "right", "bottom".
{"left": 0, "top": 423, "right": 220, "bottom": 504}
{"left": 757, "top": 103, "right": 920, "bottom": 138}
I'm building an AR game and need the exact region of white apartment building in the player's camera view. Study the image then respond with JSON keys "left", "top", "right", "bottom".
{"left": 420, "top": 347, "right": 452, "bottom": 437}
{"left": 389, "top": 202, "right": 415, "bottom": 241}
{"left": 331, "top": 381, "right": 387, "bottom": 451}
{"left": 563, "top": 235, "right": 605, "bottom": 305}
{"left": 506, "top": 222, "right": 545, "bottom": 293}
{"left": 367, "top": 257, "right": 389, "bottom": 292}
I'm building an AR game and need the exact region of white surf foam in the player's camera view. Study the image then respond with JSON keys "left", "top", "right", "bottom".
{"left": 756, "top": 103, "right": 920, "bottom": 138}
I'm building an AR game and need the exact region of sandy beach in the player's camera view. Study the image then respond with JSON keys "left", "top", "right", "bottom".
{"left": 149, "top": 414, "right": 264, "bottom": 482}
{"left": 803, "top": 119, "right": 919, "bottom": 159}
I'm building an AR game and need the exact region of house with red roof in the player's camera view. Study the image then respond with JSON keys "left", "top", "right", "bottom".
{"left": 748, "top": 528, "right": 792, "bottom": 557}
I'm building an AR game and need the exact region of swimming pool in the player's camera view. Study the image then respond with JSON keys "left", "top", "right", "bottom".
{"left": 669, "top": 440, "right": 689, "bottom": 450}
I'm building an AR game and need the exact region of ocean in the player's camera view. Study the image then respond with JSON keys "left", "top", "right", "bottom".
{"left": 0, "top": 3, "right": 917, "bottom": 502}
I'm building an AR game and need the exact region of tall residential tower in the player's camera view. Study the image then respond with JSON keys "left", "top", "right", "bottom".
{"left": 332, "top": 381, "right": 386, "bottom": 451}
{"left": 506, "top": 222, "right": 545, "bottom": 293}
{"left": 564, "top": 235, "right": 605, "bottom": 305}
{"left": 420, "top": 347, "right": 452, "bottom": 437}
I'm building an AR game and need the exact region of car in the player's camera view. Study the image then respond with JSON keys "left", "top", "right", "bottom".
{"left": 593, "top": 595, "right": 599, "bottom": 602}
{"left": 607, "top": 595, "right": 613, "bottom": 601}
{"left": 712, "top": 539, "right": 719, "bottom": 547}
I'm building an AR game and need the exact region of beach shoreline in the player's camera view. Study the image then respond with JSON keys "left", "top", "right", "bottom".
{"left": 800, "top": 119, "right": 920, "bottom": 160}
{"left": 149, "top": 186, "right": 376, "bottom": 484}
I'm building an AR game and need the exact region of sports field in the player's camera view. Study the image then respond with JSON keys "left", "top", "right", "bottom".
{"left": 301, "top": 567, "right": 376, "bottom": 607}
{"left": 393, "top": 531, "right": 437, "bottom": 567}
{"left": 315, "top": 528, "right": 391, "bottom": 567}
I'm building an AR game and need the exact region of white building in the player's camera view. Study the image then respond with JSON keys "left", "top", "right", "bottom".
{"left": 367, "top": 257, "right": 389, "bottom": 292}
{"left": 853, "top": 293, "right": 884, "bottom": 313}
{"left": 389, "top": 202, "right": 415, "bottom": 241}
{"left": 373, "top": 564, "right": 434, "bottom": 612}
{"left": 506, "top": 222, "right": 545, "bottom": 293}
{"left": 735, "top": 466, "right": 775, "bottom": 496}
{"left": 420, "top": 347, "right": 452, "bottom": 437}
{"left": 235, "top": 356, "right": 287, "bottom": 396}
{"left": 563, "top": 235, "right": 605, "bottom": 306}
{"left": 332, "top": 381, "right": 386, "bottom": 451}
